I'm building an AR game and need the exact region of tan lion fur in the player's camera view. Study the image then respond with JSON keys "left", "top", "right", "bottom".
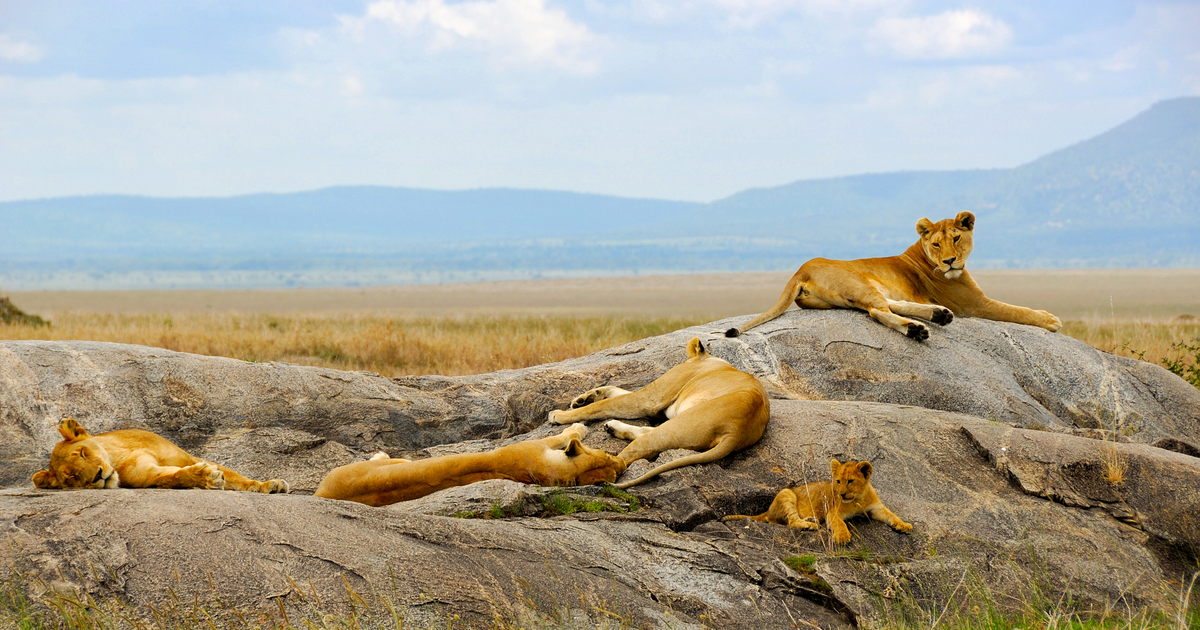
{"left": 548, "top": 337, "right": 770, "bottom": 489}
{"left": 313, "top": 423, "right": 626, "bottom": 507}
{"left": 726, "top": 212, "right": 1062, "bottom": 340}
{"left": 723, "top": 459, "right": 912, "bottom": 545}
{"left": 31, "top": 418, "right": 289, "bottom": 493}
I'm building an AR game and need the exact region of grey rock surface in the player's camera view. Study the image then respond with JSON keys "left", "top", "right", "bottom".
{"left": 2, "top": 311, "right": 1199, "bottom": 627}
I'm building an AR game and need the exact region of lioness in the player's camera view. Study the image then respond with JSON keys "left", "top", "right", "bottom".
{"left": 723, "top": 459, "right": 911, "bottom": 545}
{"left": 725, "top": 212, "right": 1061, "bottom": 340}
{"left": 549, "top": 337, "right": 769, "bottom": 489}
{"left": 32, "top": 418, "right": 289, "bottom": 493}
{"left": 313, "top": 423, "right": 625, "bottom": 507}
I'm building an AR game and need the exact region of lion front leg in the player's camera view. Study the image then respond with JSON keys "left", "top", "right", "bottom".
{"left": 128, "top": 458, "right": 226, "bottom": 490}
{"left": 217, "top": 465, "right": 290, "bottom": 494}
{"left": 964, "top": 298, "right": 1061, "bottom": 332}
{"left": 868, "top": 503, "right": 913, "bottom": 534}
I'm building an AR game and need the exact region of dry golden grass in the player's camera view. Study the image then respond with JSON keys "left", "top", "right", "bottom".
{"left": 2, "top": 311, "right": 1198, "bottom": 380}
{"left": 1062, "top": 317, "right": 1200, "bottom": 368}
{"left": 0, "top": 312, "right": 708, "bottom": 377}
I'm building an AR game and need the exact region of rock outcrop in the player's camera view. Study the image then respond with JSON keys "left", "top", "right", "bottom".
{"left": 2, "top": 310, "right": 1198, "bottom": 628}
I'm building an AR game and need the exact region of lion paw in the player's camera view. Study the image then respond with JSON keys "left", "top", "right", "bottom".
{"left": 831, "top": 530, "right": 852, "bottom": 545}
{"left": 892, "top": 519, "right": 913, "bottom": 534}
{"left": 905, "top": 322, "right": 929, "bottom": 341}
{"left": 570, "top": 388, "right": 605, "bottom": 409}
{"left": 186, "top": 462, "right": 225, "bottom": 490}
{"left": 605, "top": 420, "right": 638, "bottom": 441}
{"left": 931, "top": 308, "right": 954, "bottom": 325}
{"left": 1042, "top": 311, "right": 1062, "bottom": 332}
{"left": 261, "top": 479, "right": 290, "bottom": 494}
{"left": 787, "top": 517, "right": 819, "bottom": 531}
{"left": 548, "top": 409, "right": 571, "bottom": 425}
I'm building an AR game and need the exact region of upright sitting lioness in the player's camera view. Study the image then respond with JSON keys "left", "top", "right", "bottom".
{"left": 550, "top": 337, "right": 769, "bottom": 489}
{"left": 723, "top": 459, "right": 911, "bottom": 545}
{"left": 314, "top": 423, "right": 625, "bottom": 507}
{"left": 726, "top": 212, "right": 1061, "bottom": 340}
{"left": 32, "top": 418, "right": 289, "bottom": 493}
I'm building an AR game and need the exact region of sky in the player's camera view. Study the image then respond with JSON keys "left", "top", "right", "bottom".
{"left": 1, "top": 0, "right": 1198, "bottom": 203}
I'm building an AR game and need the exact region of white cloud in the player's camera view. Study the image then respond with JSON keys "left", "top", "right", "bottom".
{"left": 341, "top": 0, "right": 598, "bottom": 72}
{"left": 711, "top": 0, "right": 898, "bottom": 28}
{"left": 871, "top": 9, "right": 1012, "bottom": 59}
{"left": 0, "top": 34, "right": 43, "bottom": 62}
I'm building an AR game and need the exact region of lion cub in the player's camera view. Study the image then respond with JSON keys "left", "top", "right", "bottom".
{"left": 723, "top": 459, "right": 911, "bottom": 545}
{"left": 32, "top": 418, "right": 289, "bottom": 493}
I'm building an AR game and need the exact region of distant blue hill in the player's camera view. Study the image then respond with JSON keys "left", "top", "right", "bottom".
{"left": 2, "top": 97, "right": 1197, "bottom": 289}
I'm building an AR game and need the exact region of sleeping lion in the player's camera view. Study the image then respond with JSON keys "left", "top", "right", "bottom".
{"left": 549, "top": 337, "right": 770, "bottom": 489}
{"left": 32, "top": 417, "right": 289, "bottom": 493}
{"left": 723, "top": 459, "right": 911, "bottom": 545}
{"left": 726, "top": 212, "right": 1062, "bottom": 340}
{"left": 313, "top": 423, "right": 625, "bottom": 507}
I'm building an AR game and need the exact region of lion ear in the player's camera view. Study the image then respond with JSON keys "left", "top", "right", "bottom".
{"left": 32, "top": 470, "right": 60, "bottom": 489}
{"left": 955, "top": 211, "right": 975, "bottom": 231}
{"left": 564, "top": 438, "right": 584, "bottom": 457}
{"left": 829, "top": 458, "right": 842, "bottom": 477}
{"left": 858, "top": 461, "right": 873, "bottom": 480}
{"left": 687, "top": 337, "right": 706, "bottom": 358}
{"left": 915, "top": 218, "right": 934, "bottom": 237}
{"left": 58, "top": 418, "right": 89, "bottom": 442}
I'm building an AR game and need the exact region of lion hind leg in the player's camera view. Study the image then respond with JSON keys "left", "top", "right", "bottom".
{"left": 886, "top": 300, "right": 953, "bottom": 326}
{"left": 550, "top": 377, "right": 682, "bottom": 425}
{"left": 571, "top": 386, "right": 632, "bottom": 409}
{"left": 774, "top": 490, "right": 819, "bottom": 530}
{"left": 867, "top": 307, "right": 929, "bottom": 340}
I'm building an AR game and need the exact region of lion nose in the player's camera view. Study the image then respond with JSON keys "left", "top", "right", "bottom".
{"left": 942, "top": 257, "right": 956, "bottom": 266}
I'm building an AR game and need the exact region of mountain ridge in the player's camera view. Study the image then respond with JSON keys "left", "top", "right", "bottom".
{"left": 3, "top": 97, "right": 1197, "bottom": 289}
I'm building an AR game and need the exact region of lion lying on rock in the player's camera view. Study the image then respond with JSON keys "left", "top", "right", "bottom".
{"left": 726, "top": 212, "right": 1061, "bottom": 340}
{"left": 32, "top": 418, "right": 289, "bottom": 493}
{"left": 550, "top": 337, "right": 769, "bottom": 489}
{"left": 314, "top": 423, "right": 625, "bottom": 507}
{"left": 723, "top": 459, "right": 911, "bottom": 544}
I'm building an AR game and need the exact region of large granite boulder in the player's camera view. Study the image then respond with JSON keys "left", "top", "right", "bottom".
{"left": 1, "top": 310, "right": 1198, "bottom": 627}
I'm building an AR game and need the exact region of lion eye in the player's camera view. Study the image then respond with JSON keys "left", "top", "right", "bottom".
{"left": 932, "top": 243, "right": 940, "bottom": 248}
{"left": 953, "top": 235, "right": 960, "bottom": 243}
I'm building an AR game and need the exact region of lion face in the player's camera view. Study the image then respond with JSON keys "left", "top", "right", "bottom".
{"left": 830, "top": 459, "right": 872, "bottom": 504}
{"left": 32, "top": 418, "right": 120, "bottom": 490}
{"left": 915, "top": 211, "right": 975, "bottom": 279}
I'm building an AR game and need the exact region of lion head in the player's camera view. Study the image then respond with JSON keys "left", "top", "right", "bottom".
{"left": 32, "top": 418, "right": 120, "bottom": 490}
{"left": 566, "top": 438, "right": 628, "bottom": 485}
{"left": 916, "top": 211, "right": 974, "bottom": 279}
{"left": 830, "top": 458, "right": 872, "bottom": 504}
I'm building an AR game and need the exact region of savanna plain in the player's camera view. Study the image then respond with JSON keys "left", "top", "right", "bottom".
{"left": 3, "top": 269, "right": 1200, "bottom": 630}
{"left": 5, "top": 269, "right": 1200, "bottom": 379}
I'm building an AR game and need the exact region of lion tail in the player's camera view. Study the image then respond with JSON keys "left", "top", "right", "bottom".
{"left": 725, "top": 277, "right": 803, "bottom": 338}
{"left": 721, "top": 512, "right": 770, "bottom": 523}
{"left": 613, "top": 437, "right": 741, "bottom": 490}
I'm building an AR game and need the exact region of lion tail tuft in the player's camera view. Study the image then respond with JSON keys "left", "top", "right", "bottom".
{"left": 724, "top": 328, "right": 740, "bottom": 338}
